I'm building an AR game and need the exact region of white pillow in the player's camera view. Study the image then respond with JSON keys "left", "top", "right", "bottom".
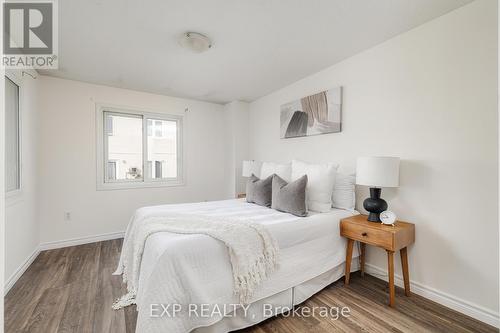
{"left": 291, "top": 160, "right": 338, "bottom": 212}
{"left": 260, "top": 162, "right": 292, "bottom": 182}
{"left": 332, "top": 172, "right": 356, "bottom": 210}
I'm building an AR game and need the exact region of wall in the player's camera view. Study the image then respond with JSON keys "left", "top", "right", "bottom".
{"left": 223, "top": 101, "right": 250, "bottom": 197}
{"left": 248, "top": 0, "right": 498, "bottom": 324}
{"left": 5, "top": 70, "right": 41, "bottom": 289}
{"left": 38, "top": 76, "right": 228, "bottom": 244}
{"left": 1, "top": 63, "right": 5, "bottom": 322}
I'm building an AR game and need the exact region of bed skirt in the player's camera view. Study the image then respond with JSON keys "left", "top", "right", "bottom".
{"left": 193, "top": 259, "right": 360, "bottom": 333}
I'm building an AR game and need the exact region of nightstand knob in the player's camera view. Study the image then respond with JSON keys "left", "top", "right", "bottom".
{"left": 362, "top": 232, "right": 368, "bottom": 237}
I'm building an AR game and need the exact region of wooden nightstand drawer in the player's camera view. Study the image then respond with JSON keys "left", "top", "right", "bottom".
{"left": 341, "top": 222, "right": 392, "bottom": 249}
{"left": 340, "top": 215, "right": 415, "bottom": 251}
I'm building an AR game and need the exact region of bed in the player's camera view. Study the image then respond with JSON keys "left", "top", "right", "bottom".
{"left": 119, "top": 198, "right": 359, "bottom": 332}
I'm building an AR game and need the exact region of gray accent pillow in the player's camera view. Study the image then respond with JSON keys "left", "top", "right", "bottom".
{"left": 272, "top": 174, "right": 308, "bottom": 217}
{"left": 246, "top": 174, "right": 273, "bottom": 207}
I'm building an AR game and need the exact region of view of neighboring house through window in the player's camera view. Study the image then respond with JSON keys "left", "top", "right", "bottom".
{"left": 155, "top": 120, "right": 163, "bottom": 137}
{"left": 107, "top": 160, "right": 117, "bottom": 180}
{"left": 100, "top": 107, "right": 182, "bottom": 189}
{"left": 147, "top": 118, "right": 177, "bottom": 179}
{"left": 5, "top": 76, "right": 20, "bottom": 193}
{"left": 104, "top": 113, "right": 143, "bottom": 181}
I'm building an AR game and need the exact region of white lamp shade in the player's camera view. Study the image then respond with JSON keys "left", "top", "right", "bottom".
{"left": 356, "top": 156, "right": 400, "bottom": 188}
{"left": 242, "top": 160, "right": 261, "bottom": 177}
{"left": 242, "top": 161, "right": 252, "bottom": 177}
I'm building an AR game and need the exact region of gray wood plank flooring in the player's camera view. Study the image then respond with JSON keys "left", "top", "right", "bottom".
{"left": 5, "top": 239, "right": 497, "bottom": 333}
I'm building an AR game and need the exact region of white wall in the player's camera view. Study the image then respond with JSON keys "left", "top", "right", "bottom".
{"left": 223, "top": 101, "right": 250, "bottom": 197}
{"left": 0, "top": 63, "right": 5, "bottom": 327}
{"left": 38, "top": 76, "right": 228, "bottom": 244}
{"left": 249, "top": 0, "right": 498, "bottom": 322}
{"left": 5, "top": 70, "right": 41, "bottom": 287}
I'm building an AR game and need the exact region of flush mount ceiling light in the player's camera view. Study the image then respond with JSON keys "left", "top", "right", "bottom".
{"left": 178, "top": 32, "right": 212, "bottom": 53}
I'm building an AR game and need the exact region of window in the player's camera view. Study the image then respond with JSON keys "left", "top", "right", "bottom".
{"left": 5, "top": 75, "right": 21, "bottom": 194}
{"left": 96, "top": 105, "right": 183, "bottom": 189}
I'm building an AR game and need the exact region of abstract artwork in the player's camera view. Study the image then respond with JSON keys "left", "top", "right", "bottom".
{"left": 280, "top": 87, "right": 342, "bottom": 139}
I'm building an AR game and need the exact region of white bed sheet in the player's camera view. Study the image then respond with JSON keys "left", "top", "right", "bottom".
{"left": 132, "top": 199, "right": 358, "bottom": 332}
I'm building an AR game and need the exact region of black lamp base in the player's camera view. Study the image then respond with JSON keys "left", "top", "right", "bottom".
{"left": 363, "top": 188, "right": 388, "bottom": 222}
{"left": 367, "top": 212, "right": 382, "bottom": 222}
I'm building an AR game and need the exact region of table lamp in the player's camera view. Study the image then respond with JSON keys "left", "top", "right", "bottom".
{"left": 356, "top": 156, "right": 400, "bottom": 222}
{"left": 242, "top": 160, "right": 253, "bottom": 177}
{"left": 242, "top": 160, "right": 261, "bottom": 178}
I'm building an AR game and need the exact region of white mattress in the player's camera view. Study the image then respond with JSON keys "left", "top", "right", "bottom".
{"left": 132, "top": 199, "right": 358, "bottom": 332}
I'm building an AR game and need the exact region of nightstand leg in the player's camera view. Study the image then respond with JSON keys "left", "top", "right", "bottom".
{"left": 387, "top": 250, "right": 395, "bottom": 307}
{"left": 344, "top": 239, "right": 354, "bottom": 285}
{"left": 360, "top": 243, "right": 366, "bottom": 277}
{"left": 400, "top": 247, "right": 411, "bottom": 296}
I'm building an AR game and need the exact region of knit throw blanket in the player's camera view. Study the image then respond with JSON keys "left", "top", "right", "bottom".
{"left": 112, "top": 213, "right": 279, "bottom": 309}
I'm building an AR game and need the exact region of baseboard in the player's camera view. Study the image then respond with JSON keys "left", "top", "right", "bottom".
{"left": 365, "top": 263, "right": 500, "bottom": 328}
{"left": 38, "top": 231, "right": 125, "bottom": 251}
{"left": 4, "top": 247, "right": 40, "bottom": 295}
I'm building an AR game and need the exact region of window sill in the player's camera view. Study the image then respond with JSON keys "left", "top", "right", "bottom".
{"left": 96, "top": 180, "right": 185, "bottom": 191}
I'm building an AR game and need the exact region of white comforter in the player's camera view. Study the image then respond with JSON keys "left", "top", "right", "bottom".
{"left": 129, "top": 199, "right": 357, "bottom": 333}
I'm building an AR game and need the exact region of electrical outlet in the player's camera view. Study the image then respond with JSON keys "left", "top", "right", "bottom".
{"left": 64, "top": 212, "right": 71, "bottom": 221}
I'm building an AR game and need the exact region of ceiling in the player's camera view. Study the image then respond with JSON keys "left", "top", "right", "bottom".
{"left": 41, "top": 0, "right": 473, "bottom": 104}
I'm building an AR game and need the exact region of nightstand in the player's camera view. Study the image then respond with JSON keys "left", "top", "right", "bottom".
{"left": 340, "top": 214, "right": 415, "bottom": 307}
{"left": 236, "top": 193, "right": 246, "bottom": 199}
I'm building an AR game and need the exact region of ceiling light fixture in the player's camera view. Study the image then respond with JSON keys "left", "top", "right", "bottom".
{"left": 178, "top": 32, "right": 212, "bottom": 53}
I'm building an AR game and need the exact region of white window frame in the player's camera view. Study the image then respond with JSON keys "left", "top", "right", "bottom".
{"left": 5, "top": 71, "right": 23, "bottom": 201}
{"left": 96, "top": 104, "right": 185, "bottom": 190}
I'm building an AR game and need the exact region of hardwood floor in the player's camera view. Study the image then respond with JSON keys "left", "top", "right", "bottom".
{"left": 5, "top": 239, "right": 497, "bottom": 333}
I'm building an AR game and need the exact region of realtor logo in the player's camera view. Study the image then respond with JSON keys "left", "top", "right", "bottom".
{"left": 2, "top": 0, "right": 58, "bottom": 69}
